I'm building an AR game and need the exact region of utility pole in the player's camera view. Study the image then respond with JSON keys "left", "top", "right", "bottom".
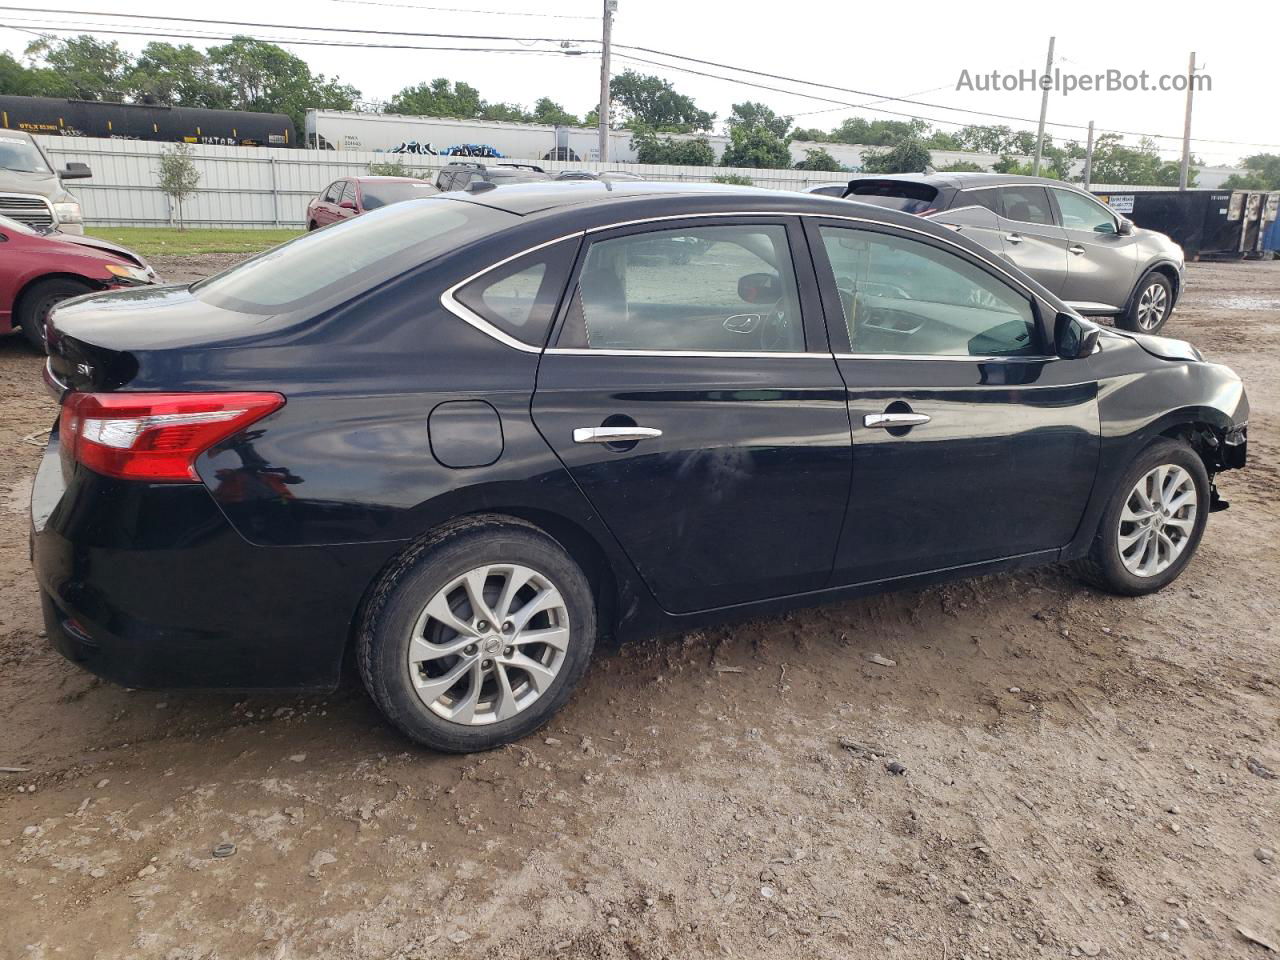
{"left": 598, "top": 0, "right": 615, "bottom": 162}
{"left": 1032, "top": 35, "right": 1055, "bottom": 176}
{"left": 1179, "top": 52, "right": 1196, "bottom": 190}
{"left": 1083, "top": 120, "right": 1095, "bottom": 189}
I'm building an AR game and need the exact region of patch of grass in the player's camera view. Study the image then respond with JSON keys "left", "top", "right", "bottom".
{"left": 84, "top": 227, "right": 303, "bottom": 257}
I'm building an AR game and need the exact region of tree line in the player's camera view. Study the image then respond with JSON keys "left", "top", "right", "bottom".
{"left": 6, "top": 36, "right": 1275, "bottom": 186}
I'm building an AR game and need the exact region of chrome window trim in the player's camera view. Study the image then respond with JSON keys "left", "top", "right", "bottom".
{"left": 439, "top": 230, "right": 586, "bottom": 354}
{"left": 440, "top": 210, "right": 1056, "bottom": 358}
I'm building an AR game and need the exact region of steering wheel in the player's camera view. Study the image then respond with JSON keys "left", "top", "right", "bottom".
{"left": 758, "top": 297, "right": 796, "bottom": 351}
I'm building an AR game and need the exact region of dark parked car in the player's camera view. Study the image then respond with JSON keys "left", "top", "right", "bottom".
{"left": 34, "top": 183, "right": 1248, "bottom": 753}
{"left": 435, "top": 161, "right": 549, "bottom": 192}
{"left": 1, "top": 214, "right": 156, "bottom": 349}
{"left": 826, "top": 173, "right": 1186, "bottom": 334}
{"left": 306, "top": 176, "right": 439, "bottom": 230}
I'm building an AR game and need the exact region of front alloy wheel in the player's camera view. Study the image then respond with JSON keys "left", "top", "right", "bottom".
{"left": 1135, "top": 281, "right": 1170, "bottom": 331}
{"left": 1117, "top": 464, "right": 1197, "bottom": 577}
{"left": 408, "top": 564, "right": 570, "bottom": 725}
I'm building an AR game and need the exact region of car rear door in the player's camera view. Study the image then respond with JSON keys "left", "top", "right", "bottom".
{"left": 806, "top": 216, "right": 1100, "bottom": 585}
{"left": 991, "top": 184, "right": 1070, "bottom": 295}
{"left": 530, "top": 216, "right": 853, "bottom": 614}
{"left": 1049, "top": 186, "right": 1140, "bottom": 311}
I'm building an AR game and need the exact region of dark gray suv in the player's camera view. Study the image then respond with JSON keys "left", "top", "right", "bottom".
{"left": 822, "top": 173, "right": 1186, "bottom": 334}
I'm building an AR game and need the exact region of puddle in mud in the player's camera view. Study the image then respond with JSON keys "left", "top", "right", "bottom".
{"left": 1201, "top": 296, "right": 1280, "bottom": 310}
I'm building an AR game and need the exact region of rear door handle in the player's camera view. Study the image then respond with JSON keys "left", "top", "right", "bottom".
{"left": 1068, "top": 244, "right": 1086, "bottom": 256}
{"left": 1005, "top": 233, "right": 1024, "bottom": 244}
{"left": 864, "top": 413, "right": 931, "bottom": 429}
{"left": 573, "top": 426, "right": 663, "bottom": 444}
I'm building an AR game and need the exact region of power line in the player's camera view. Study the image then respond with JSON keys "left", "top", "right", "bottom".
{"left": 0, "top": 5, "right": 592, "bottom": 43}
{"left": 313, "top": 0, "right": 595, "bottom": 18}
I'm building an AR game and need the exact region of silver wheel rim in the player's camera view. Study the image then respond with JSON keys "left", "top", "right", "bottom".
{"left": 1136, "top": 282, "right": 1168, "bottom": 330}
{"left": 1117, "top": 464, "right": 1197, "bottom": 577}
{"left": 407, "top": 564, "right": 570, "bottom": 725}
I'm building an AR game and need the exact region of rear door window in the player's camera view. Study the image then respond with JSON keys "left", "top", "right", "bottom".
{"left": 997, "top": 186, "right": 1055, "bottom": 226}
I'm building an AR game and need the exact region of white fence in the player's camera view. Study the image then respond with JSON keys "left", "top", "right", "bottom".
{"left": 34, "top": 136, "right": 848, "bottom": 230}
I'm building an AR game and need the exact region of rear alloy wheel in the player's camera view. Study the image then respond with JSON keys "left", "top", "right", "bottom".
{"left": 358, "top": 517, "right": 596, "bottom": 752}
{"left": 1073, "top": 438, "right": 1209, "bottom": 595}
{"left": 1120, "top": 273, "right": 1173, "bottom": 334}
{"left": 17, "top": 277, "right": 93, "bottom": 351}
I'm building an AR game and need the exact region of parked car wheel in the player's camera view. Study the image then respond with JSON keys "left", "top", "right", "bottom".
{"left": 1073, "top": 438, "right": 1209, "bottom": 595}
{"left": 1119, "top": 272, "right": 1173, "bottom": 334}
{"left": 357, "top": 516, "right": 596, "bottom": 752}
{"left": 307, "top": 220, "right": 319, "bottom": 232}
{"left": 17, "top": 277, "right": 93, "bottom": 350}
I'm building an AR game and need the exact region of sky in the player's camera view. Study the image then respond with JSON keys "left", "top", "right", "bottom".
{"left": 1, "top": 0, "right": 1277, "bottom": 168}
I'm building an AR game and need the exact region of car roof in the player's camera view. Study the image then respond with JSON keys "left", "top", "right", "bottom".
{"left": 352, "top": 176, "right": 427, "bottom": 183}
{"left": 847, "top": 171, "right": 1082, "bottom": 192}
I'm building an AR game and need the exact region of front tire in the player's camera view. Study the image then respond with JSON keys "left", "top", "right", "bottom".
{"left": 357, "top": 517, "right": 597, "bottom": 752}
{"left": 1119, "top": 272, "right": 1173, "bottom": 334}
{"left": 1073, "top": 438, "right": 1209, "bottom": 595}
{"left": 17, "top": 277, "right": 93, "bottom": 351}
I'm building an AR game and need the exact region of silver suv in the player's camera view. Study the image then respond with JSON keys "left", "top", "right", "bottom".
{"left": 828, "top": 173, "right": 1186, "bottom": 334}
{"left": 0, "top": 130, "right": 91, "bottom": 235}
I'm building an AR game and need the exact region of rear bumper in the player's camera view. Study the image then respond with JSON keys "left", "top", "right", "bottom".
{"left": 31, "top": 430, "right": 400, "bottom": 690}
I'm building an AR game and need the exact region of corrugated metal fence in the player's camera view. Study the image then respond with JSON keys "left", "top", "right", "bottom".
{"left": 34, "top": 136, "right": 845, "bottom": 229}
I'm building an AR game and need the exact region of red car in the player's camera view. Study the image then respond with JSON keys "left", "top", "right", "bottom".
{"left": 1, "top": 215, "right": 157, "bottom": 349}
{"left": 305, "top": 176, "right": 440, "bottom": 230}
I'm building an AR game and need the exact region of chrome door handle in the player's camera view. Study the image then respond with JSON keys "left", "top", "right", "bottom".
{"left": 1005, "top": 233, "right": 1024, "bottom": 244}
{"left": 1068, "top": 244, "right": 1086, "bottom": 256}
{"left": 864, "top": 412, "right": 931, "bottom": 429}
{"left": 573, "top": 426, "right": 663, "bottom": 444}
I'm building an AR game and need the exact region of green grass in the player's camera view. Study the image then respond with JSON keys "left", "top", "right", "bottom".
{"left": 84, "top": 227, "right": 303, "bottom": 257}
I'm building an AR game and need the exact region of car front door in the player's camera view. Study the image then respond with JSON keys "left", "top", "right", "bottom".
{"left": 531, "top": 217, "right": 853, "bottom": 614}
{"left": 1050, "top": 187, "right": 1140, "bottom": 311}
{"left": 807, "top": 218, "right": 1100, "bottom": 585}
{"left": 316, "top": 181, "right": 343, "bottom": 225}
{"left": 336, "top": 180, "right": 358, "bottom": 219}
{"left": 990, "top": 184, "right": 1070, "bottom": 295}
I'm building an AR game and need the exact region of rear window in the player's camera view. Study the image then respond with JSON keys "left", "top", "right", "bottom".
{"left": 0, "top": 134, "right": 51, "bottom": 174}
{"left": 361, "top": 180, "right": 439, "bottom": 209}
{"left": 847, "top": 180, "right": 939, "bottom": 214}
{"left": 192, "top": 199, "right": 512, "bottom": 314}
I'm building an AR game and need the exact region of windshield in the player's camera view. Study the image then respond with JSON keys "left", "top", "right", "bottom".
{"left": 192, "top": 197, "right": 514, "bottom": 314}
{"left": 0, "top": 135, "right": 51, "bottom": 174}
{"left": 360, "top": 180, "right": 438, "bottom": 210}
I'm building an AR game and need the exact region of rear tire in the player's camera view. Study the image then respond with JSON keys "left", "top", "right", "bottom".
{"left": 1118, "top": 272, "right": 1173, "bottom": 334}
{"left": 1072, "top": 438, "right": 1209, "bottom": 595}
{"left": 16, "top": 277, "right": 93, "bottom": 351}
{"left": 357, "top": 516, "right": 597, "bottom": 753}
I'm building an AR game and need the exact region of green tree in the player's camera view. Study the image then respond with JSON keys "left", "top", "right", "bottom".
{"left": 727, "top": 101, "right": 791, "bottom": 139}
{"left": 860, "top": 138, "right": 932, "bottom": 174}
{"left": 831, "top": 117, "right": 927, "bottom": 146}
{"left": 1222, "top": 153, "right": 1280, "bottom": 190}
{"left": 22, "top": 36, "right": 130, "bottom": 100}
{"left": 387, "top": 78, "right": 482, "bottom": 117}
{"left": 937, "top": 159, "right": 985, "bottom": 172}
{"left": 1088, "top": 134, "right": 1195, "bottom": 187}
{"left": 955, "top": 124, "right": 1016, "bottom": 153}
{"left": 721, "top": 123, "right": 792, "bottom": 169}
{"left": 156, "top": 143, "right": 200, "bottom": 229}
{"left": 479, "top": 101, "right": 532, "bottom": 122}
{"left": 794, "top": 147, "right": 842, "bottom": 172}
{"left": 127, "top": 43, "right": 227, "bottom": 107}
{"left": 531, "top": 97, "right": 579, "bottom": 126}
{"left": 713, "top": 173, "right": 753, "bottom": 185}
{"left": 0, "top": 51, "right": 69, "bottom": 97}
{"left": 790, "top": 127, "right": 829, "bottom": 142}
{"left": 208, "top": 37, "right": 358, "bottom": 139}
{"left": 630, "top": 127, "right": 717, "bottom": 166}
{"left": 609, "top": 70, "right": 714, "bottom": 132}
{"left": 925, "top": 130, "right": 964, "bottom": 150}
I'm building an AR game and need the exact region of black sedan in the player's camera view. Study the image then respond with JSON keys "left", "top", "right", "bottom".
{"left": 33, "top": 182, "right": 1248, "bottom": 753}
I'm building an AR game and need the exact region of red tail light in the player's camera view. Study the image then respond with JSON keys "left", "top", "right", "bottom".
{"left": 59, "top": 392, "right": 285, "bottom": 483}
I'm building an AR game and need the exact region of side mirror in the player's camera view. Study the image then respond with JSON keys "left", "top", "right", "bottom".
{"left": 1055, "top": 312, "right": 1100, "bottom": 360}
{"left": 1117, "top": 217, "right": 1134, "bottom": 236}
{"left": 738, "top": 272, "right": 780, "bottom": 304}
{"left": 340, "top": 199, "right": 357, "bottom": 210}
{"left": 59, "top": 162, "right": 92, "bottom": 180}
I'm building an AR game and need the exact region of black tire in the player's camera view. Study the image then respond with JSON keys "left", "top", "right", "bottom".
{"left": 1072, "top": 438, "right": 1209, "bottom": 596}
{"left": 307, "top": 220, "right": 318, "bottom": 231}
{"left": 357, "top": 516, "right": 597, "bottom": 753}
{"left": 16, "top": 277, "right": 93, "bottom": 351}
{"left": 1118, "top": 272, "right": 1173, "bottom": 335}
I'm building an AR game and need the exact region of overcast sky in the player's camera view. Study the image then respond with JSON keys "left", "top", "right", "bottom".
{"left": 2, "top": 0, "right": 1276, "bottom": 167}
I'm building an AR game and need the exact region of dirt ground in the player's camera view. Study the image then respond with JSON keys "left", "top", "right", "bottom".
{"left": 1, "top": 256, "right": 1278, "bottom": 960}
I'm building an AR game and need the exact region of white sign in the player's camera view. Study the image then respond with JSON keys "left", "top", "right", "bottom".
{"left": 1103, "top": 194, "right": 1135, "bottom": 214}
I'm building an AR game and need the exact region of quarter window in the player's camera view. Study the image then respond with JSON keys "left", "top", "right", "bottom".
{"left": 561, "top": 224, "right": 805, "bottom": 353}
{"left": 998, "top": 186, "right": 1055, "bottom": 226}
{"left": 455, "top": 240, "right": 579, "bottom": 347}
{"left": 1053, "top": 188, "right": 1118, "bottom": 233}
{"left": 818, "top": 226, "right": 1039, "bottom": 357}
